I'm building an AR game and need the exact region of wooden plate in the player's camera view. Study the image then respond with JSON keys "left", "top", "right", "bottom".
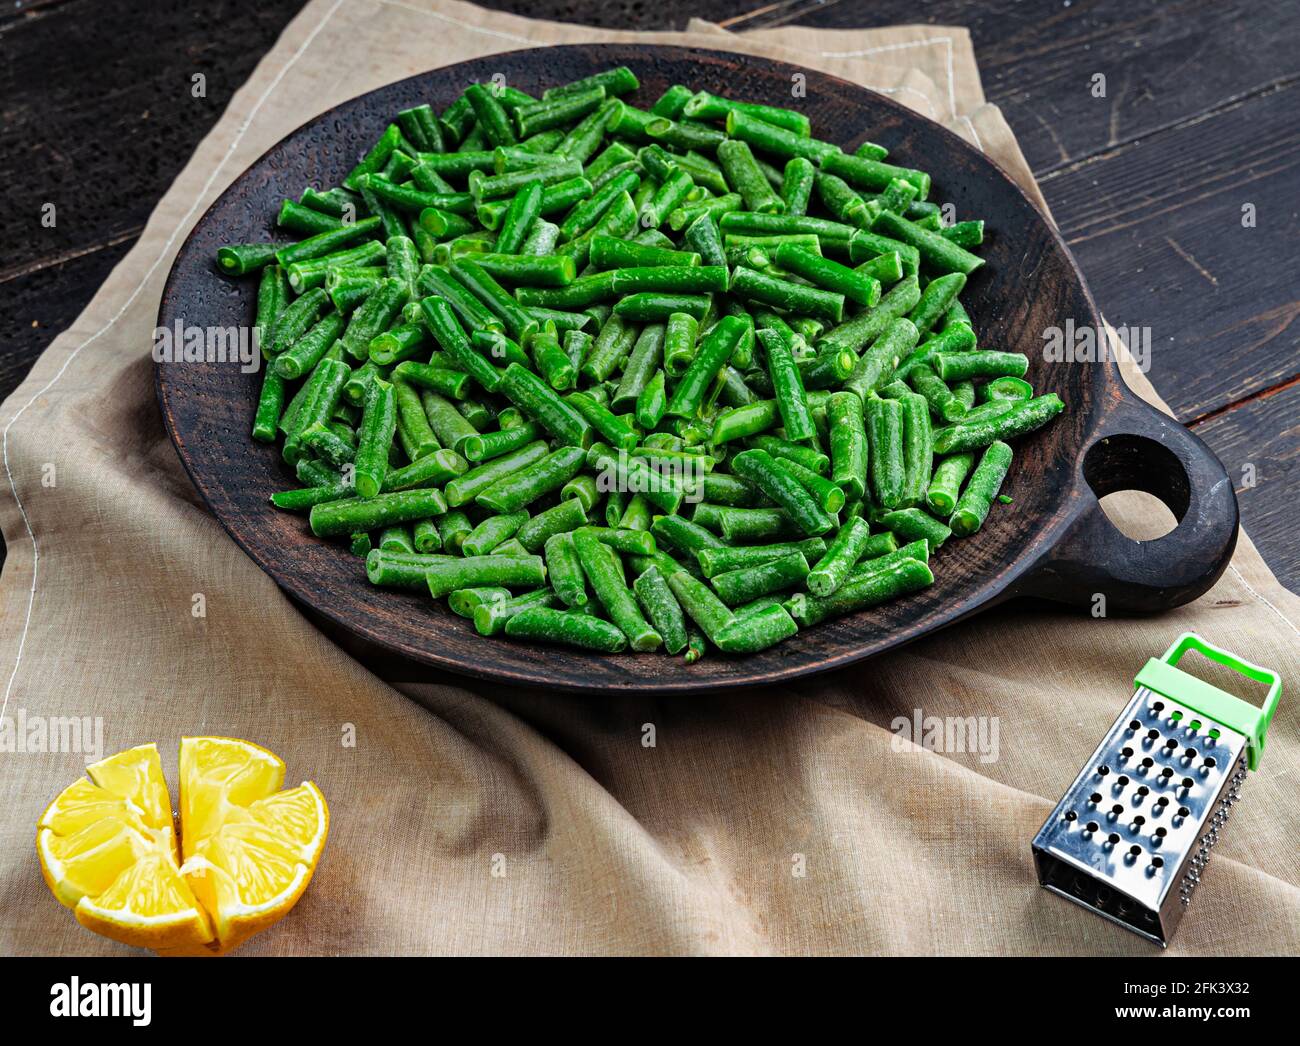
{"left": 155, "top": 44, "right": 1238, "bottom": 692}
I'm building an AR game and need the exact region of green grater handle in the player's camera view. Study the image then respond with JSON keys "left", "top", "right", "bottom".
{"left": 1134, "top": 632, "right": 1282, "bottom": 771}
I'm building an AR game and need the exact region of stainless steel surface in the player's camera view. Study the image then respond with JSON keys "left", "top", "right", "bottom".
{"left": 1032, "top": 686, "right": 1248, "bottom": 946}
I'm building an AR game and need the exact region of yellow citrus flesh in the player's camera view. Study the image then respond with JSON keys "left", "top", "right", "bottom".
{"left": 37, "top": 739, "right": 326, "bottom": 956}
{"left": 179, "top": 736, "right": 285, "bottom": 859}
{"left": 76, "top": 852, "right": 215, "bottom": 951}
{"left": 85, "top": 743, "right": 172, "bottom": 831}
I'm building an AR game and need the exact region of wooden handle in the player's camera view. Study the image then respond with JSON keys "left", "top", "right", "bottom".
{"left": 1015, "top": 394, "right": 1239, "bottom": 613}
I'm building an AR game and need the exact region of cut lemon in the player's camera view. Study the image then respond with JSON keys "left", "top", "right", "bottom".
{"left": 37, "top": 738, "right": 327, "bottom": 956}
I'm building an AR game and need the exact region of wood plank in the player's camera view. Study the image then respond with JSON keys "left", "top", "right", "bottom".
{"left": 776, "top": 0, "right": 1300, "bottom": 175}
{"left": 0, "top": 241, "right": 133, "bottom": 404}
{"left": 1191, "top": 385, "right": 1300, "bottom": 592}
{"left": 0, "top": 0, "right": 304, "bottom": 276}
{"left": 467, "top": 0, "right": 750, "bottom": 31}
{"left": 1043, "top": 81, "right": 1300, "bottom": 421}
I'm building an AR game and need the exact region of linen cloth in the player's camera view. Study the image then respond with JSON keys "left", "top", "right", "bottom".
{"left": 0, "top": 0, "right": 1295, "bottom": 956}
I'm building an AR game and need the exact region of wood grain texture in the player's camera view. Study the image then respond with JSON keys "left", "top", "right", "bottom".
{"left": 0, "top": 0, "right": 303, "bottom": 277}
{"left": 1045, "top": 81, "right": 1300, "bottom": 422}
{"left": 1192, "top": 383, "right": 1300, "bottom": 592}
{"left": 747, "top": 0, "right": 1300, "bottom": 174}
{"left": 155, "top": 43, "right": 1236, "bottom": 692}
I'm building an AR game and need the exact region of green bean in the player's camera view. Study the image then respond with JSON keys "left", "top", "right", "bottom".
{"left": 419, "top": 295, "right": 503, "bottom": 392}
{"left": 340, "top": 278, "right": 406, "bottom": 361}
{"left": 933, "top": 394, "right": 1063, "bottom": 454}
{"left": 564, "top": 391, "right": 636, "bottom": 452}
{"left": 787, "top": 556, "right": 933, "bottom": 627}
{"left": 806, "top": 516, "right": 874, "bottom": 596}
{"left": 434, "top": 510, "right": 471, "bottom": 552}
{"left": 391, "top": 379, "right": 439, "bottom": 460}
{"left": 504, "top": 607, "right": 626, "bottom": 652}
{"left": 352, "top": 378, "right": 396, "bottom": 498}
{"left": 251, "top": 366, "right": 286, "bottom": 443}
{"left": 898, "top": 390, "right": 934, "bottom": 508}
{"left": 711, "top": 551, "right": 809, "bottom": 606}
{"left": 458, "top": 422, "right": 541, "bottom": 463}
{"left": 666, "top": 314, "right": 747, "bottom": 419}
{"left": 283, "top": 356, "right": 350, "bottom": 463}
{"left": 771, "top": 456, "right": 845, "bottom": 514}
{"left": 907, "top": 273, "right": 966, "bottom": 337}
{"left": 866, "top": 395, "right": 905, "bottom": 510}
{"left": 870, "top": 210, "right": 982, "bottom": 275}
{"left": 555, "top": 101, "right": 616, "bottom": 164}
{"left": 730, "top": 449, "right": 833, "bottom": 537}
{"left": 926, "top": 453, "right": 975, "bottom": 517}
{"left": 779, "top": 157, "right": 817, "bottom": 218}
{"left": 516, "top": 496, "right": 588, "bottom": 553}
{"left": 264, "top": 287, "right": 328, "bottom": 357}
{"left": 496, "top": 362, "right": 591, "bottom": 448}
{"left": 311, "top": 488, "right": 447, "bottom": 537}
{"left": 664, "top": 569, "right": 736, "bottom": 646}
{"left": 580, "top": 525, "right": 656, "bottom": 557}
{"left": 613, "top": 292, "right": 710, "bottom": 322}
{"left": 254, "top": 264, "right": 291, "bottom": 352}
{"left": 716, "top": 139, "right": 785, "bottom": 215}
{"left": 443, "top": 440, "right": 549, "bottom": 507}
{"left": 544, "top": 531, "right": 588, "bottom": 606}
{"left": 381, "top": 449, "right": 467, "bottom": 492}
{"left": 630, "top": 565, "right": 688, "bottom": 654}
{"left": 476, "top": 445, "right": 587, "bottom": 513}
{"left": 412, "top": 519, "right": 442, "bottom": 553}
{"left": 877, "top": 507, "right": 952, "bottom": 552}
{"left": 448, "top": 586, "right": 510, "bottom": 617}
{"left": 688, "top": 475, "right": 754, "bottom": 511}
{"left": 586, "top": 442, "right": 683, "bottom": 515}
{"left": 906, "top": 363, "right": 966, "bottom": 424}
{"left": 416, "top": 553, "right": 546, "bottom": 599}
{"left": 367, "top": 322, "right": 427, "bottom": 367}
{"left": 461, "top": 511, "right": 529, "bottom": 556}
{"left": 826, "top": 391, "right": 868, "bottom": 500}
{"left": 940, "top": 220, "right": 984, "bottom": 248}
{"left": 273, "top": 311, "right": 346, "bottom": 379}
{"left": 933, "top": 351, "right": 1029, "bottom": 382}
{"left": 464, "top": 83, "right": 517, "bottom": 147}
{"left": 819, "top": 151, "right": 929, "bottom": 200}
{"left": 391, "top": 360, "right": 471, "bottom": 401}
{"left": 981, "top": 376, "right": 1034, "bottom": 402}
{"left": 730, "top": 266, "right": 844, "bottom": 324}
{"left": 892, "top": 323, "right": 977, "bottom": 384}
{"left": 774, "top": 243, "right": 881, "bottom": 307}
{"left": 950, "top": 441, "right": 1013, "bottom": 536}
{"left": 450, "top": 258, "right": 537, "bottom": 343}
{"left": 750, "top": 434, "right": 830, "bottom": 475}
{"left": 572, "top": 529, "right": 660, "bottom": 650}
{"left": 750, "top": 330, "right": 810, "bottom": 444}
{"left": 816, "top": 276, "right": 918, "bottom": 358}
{"left": 556, "top": 473, "right": 598, "bottom": 513}
{"left": 714, "top": 604, "right": 799, "bottom": 653}
{"left": 514, "top": 87, "right": 607, "bottom": 138}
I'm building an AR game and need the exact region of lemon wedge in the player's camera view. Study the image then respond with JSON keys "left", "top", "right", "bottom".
{"left": 37, "top": 739, "right": 327, "bottom": 955}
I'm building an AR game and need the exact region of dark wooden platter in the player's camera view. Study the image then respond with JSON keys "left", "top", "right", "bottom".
{"left": 155, "top": 44, "right": 1239, "bottom": 693}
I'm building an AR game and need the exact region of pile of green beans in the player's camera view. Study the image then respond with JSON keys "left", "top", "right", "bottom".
{"left": 219, "top": 68, "right": 1064, "bottom": 659}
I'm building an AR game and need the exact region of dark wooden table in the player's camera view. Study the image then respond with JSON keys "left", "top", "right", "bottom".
{"left": 3, "top": 0, "right": 1297, "bottom": 589}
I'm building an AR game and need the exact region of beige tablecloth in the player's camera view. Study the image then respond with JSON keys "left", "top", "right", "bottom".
{"left": 1, "top": 0, "right": 1296, "bottom": 956}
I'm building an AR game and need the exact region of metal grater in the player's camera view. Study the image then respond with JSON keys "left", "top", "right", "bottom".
{"left": 1032, "top": 633, "right": 1282, "bottom": 947}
